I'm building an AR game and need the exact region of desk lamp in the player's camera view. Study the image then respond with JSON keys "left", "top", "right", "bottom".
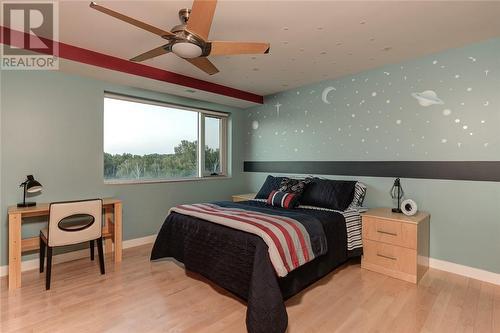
{"left": 17, "top": 175, "right": 43, "bottom": 207}
{"left": 390, "top": 178, "right": 404, "bottom": 213}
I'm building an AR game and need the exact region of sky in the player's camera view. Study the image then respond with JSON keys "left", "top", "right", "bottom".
{"left": 104, "top": 97, "right": 220, "bottom": 155}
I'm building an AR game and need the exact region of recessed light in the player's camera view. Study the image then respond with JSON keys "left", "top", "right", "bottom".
{"left": 299, "top": 48, "right": 305, "bottom": 52}
{"left": 320, "top": 51, "right": 327, "bottom": 55}
{"left": 282, "top": 41, "right": 289, "bottom": 45}
{"left": 360, "top": 20, "right": 366, "bottom": 24}
{"left": 252, "top": 68, "right": 259, "bottom": 71}
{"left": 369, "top": 38, "right": 375, "bottom": 42}
{"left": 283, "top": 27, "right": 289, "bottom": 31}
{"left": 336, "top": 42, "right": 342, "bottom": 46}
{"left": 251, "top": 56, "right": 256, "bottom": 60}
{"left": 382, "top": 47, "right": 392, "bottom": 51}
{"left": 316, "top": 27, "right": 323, "bottom": 30}
{"left": 348, "top": 52, "right": 353, "bottom": 56}
{"left": 282, "top": 84, "right": 289, "bottom": 87}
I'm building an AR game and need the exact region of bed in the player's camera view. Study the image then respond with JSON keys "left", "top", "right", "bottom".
{"left": 151, "top": 177, "right": 366, "bottom": 333}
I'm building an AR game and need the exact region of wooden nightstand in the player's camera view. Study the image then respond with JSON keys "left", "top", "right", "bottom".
{"left": 361, "top": 208, "right": 430, "bottom": 284}
{"left": 232, "top": 193, "right": 257, "bottom": 202}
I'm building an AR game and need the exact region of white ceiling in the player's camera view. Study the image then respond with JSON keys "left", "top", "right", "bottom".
{"left": 59, "top": 58, "right": 258, "bottom": 108}
{"left": 56, "top": 0, "right": 500, "bottom": 107}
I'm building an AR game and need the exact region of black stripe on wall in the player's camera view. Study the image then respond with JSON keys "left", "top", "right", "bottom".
{"left": 244, "top": 161, "right": 500, "bottom": 182}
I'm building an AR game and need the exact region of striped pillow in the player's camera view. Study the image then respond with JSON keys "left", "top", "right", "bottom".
{"left": 348, "top": 182, "right": 367, "bottom": 209}
{"left": 267, "top": 190, "right": 300, "bottom": 209}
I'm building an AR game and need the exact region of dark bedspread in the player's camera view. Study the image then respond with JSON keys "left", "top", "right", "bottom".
{"left": 151, "top": 200, "right": 359, "bottom": 333}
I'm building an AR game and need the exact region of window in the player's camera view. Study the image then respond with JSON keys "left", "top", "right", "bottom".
{"left": 103, "top": 94, "right": 228, "bottom": 183}
{"left": 204, "top": 116, "right": 223, "bottom": 175}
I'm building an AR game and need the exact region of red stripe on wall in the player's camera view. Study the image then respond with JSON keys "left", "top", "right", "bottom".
{"left": 0, "top": 26, "right": 264, "bottom": 104}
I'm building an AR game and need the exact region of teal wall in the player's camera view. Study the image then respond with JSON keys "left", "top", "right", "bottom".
{"left": 2, "top": 38, "right": 499, "bottom": 273}
{"left": 243, "top": 38, "right": 500, "bottom": 273}
{"left": 0, "top": 70, "right": 247, "bottom": 266}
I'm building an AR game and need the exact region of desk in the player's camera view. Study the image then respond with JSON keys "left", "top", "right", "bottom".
{"left": 7, "top": 197, "right": 122, "bottom": 291}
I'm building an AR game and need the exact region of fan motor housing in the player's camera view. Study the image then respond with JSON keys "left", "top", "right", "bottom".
{"left": 168, "top": 23, "right": 211, "bottom": 57}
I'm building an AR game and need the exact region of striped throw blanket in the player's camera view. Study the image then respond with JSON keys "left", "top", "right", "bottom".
{"left": 170, "top": 203, "right": 327, "bottom": 277}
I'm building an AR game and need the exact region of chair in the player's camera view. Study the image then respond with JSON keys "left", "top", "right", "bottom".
{"left": 39, "top": 199, "right": 105, "bottom": 290}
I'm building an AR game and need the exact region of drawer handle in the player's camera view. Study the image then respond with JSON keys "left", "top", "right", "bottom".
{"left": 376, "top": 229, "right": 397, "bottom": 236}
{"left": 377, "top": 253, "right": 397, "bottom": 261}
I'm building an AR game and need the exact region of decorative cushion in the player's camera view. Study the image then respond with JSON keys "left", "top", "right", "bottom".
{"left": 300, "top": 178, "right": 357, "bottom": 211}
{"left": 348, "top": 182, "right": 367, "bottom": 208}
{"left": 279, "top": 177, "right": 313, "bottom": 195}
{"left": 266, "top": 190, "right": 300, "bottom": 209}
{"left": 255, "top": 175, "right": 286, "bottom": 199}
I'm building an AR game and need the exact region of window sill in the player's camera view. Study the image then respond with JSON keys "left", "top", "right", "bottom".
{"left": 104, "top": 175, "right": 231, "bottom": 185}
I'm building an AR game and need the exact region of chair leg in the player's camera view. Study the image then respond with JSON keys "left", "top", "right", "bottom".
{"left": 46, "top": 246, "right": 53, "bottom": 290}
{"left": 96, "top": 237, "right": 105, "bottom": 275}
{"left": 90, "top": 240, "right": 95, "bottom": 261}
{"left": 39, "top": 237, "right": 45, "bottom": 273}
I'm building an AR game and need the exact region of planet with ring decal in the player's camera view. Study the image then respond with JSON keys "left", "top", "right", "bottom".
{"left": 411, "top": 90, "right": 444, "bottom": 107}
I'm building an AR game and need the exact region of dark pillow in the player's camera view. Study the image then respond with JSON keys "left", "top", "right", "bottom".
{"left": 300, "top": 178, "right": 357, "bottom": 211}
{"left": 255, "top": 175, "right": 286, "bottom": 199}
{"left": 266, "top": 190, "right": 300, "bottom": 209}
{"left": 279, "top": 177, "right": 313, "bottom": 195}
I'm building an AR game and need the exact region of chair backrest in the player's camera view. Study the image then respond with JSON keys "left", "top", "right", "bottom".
{"left": 48, "top": 199, "right": 103, "bottom": 247}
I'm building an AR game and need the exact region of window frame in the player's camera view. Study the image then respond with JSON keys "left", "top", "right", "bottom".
{"left": 201, "top": 114, "right": 227, "bottom": 177}
{"left": 103, "top": 92, "right": 229, "bottom": 185}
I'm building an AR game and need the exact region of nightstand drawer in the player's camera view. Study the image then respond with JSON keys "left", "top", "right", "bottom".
{"left": 362, "top": 239, "right": 417, "bottom": 281}
{"left": 363, "top": 216, "right": 417, "bottom": 249}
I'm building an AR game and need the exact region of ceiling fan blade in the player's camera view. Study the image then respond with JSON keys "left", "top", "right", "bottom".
{"left": 130, "top": 45, "right": 170, "bottom": 62}
{"left": 89, "top": 2, "right": 174, "bottom": 39}
{"left": 185, "top": 57, "right": 219, "bottom": 75}
{"left": 186, "top": 0, "right": 217, "bottom": 40}
{"left": 210, "top": 41, "right": 270, "bottom": 56}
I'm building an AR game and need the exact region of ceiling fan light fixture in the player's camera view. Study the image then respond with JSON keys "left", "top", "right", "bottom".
{"left": 90, "top": 1, "right": 270, "bottom": 75}
{"left": 172, "top": 42, "right": 203, "bottom": 59}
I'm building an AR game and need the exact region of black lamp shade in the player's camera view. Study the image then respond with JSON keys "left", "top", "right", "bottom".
{"left": 26, "top": 177, "right": 43, "bottom": 193}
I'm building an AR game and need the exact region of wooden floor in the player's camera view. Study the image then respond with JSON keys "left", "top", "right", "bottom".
{"left": 1, "top": 245, "right": 499, "bottom": 333}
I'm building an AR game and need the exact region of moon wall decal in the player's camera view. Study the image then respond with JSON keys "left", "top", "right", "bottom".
{"left": 321, "top": 86, "right": 336, "bottom": 104}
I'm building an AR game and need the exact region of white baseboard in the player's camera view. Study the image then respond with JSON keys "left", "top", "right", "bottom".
{"left": 429, "top": 258, "right": 500, "bottom": 285}
{"left": 0, "top": 234, "right": 156, "bottom": 277}
{"left": 3, "top": 238, "right": 499, "bottom": 286}
{"left": 121, "top": 234, "right": 156, "bottom": 248}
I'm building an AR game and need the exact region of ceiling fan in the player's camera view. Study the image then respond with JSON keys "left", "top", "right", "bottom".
{"left": 89, "top": 0, "right": 270, "bottom": 75}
